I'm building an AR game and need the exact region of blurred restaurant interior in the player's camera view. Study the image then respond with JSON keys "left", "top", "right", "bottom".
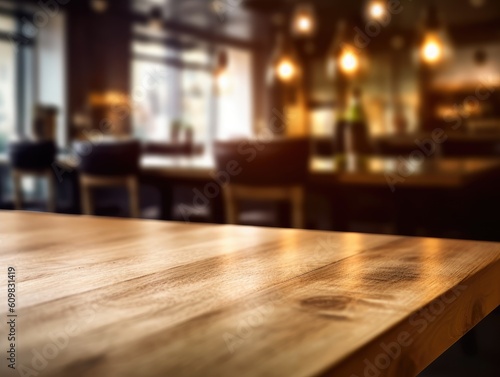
{"left": 2, "top": 0, "right": 500, "bottom": 240}
{"left": 1, "top": 0, "right": 500, "bottom": 376}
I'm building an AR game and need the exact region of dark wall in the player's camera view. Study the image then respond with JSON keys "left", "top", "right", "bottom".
{"left": 66, "top": 1, "right": 132, "bottom": 139}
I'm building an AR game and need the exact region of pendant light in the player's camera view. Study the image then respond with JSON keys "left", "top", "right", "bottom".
{"left": 418, "top": 5, "right": 452, "bottom": 66}
{"left": 214, "top": 50, "right": 231, "bottom": 93}
{"left": 338, "top": 47, "right": 360, "bottom": 75}
{"left": 291, "top": 3, "right": 316, "bottom": 37}
{"left": 268, "top": 32, "right": 300, "bottom": 84}
{"left": 327, "top": 20, "right": 365, "bottom": 78}
{"left": 366, "top": 0, "right": 387, "bottom": 21}
{"left": 149, "top": 6, "right": 164, "bottom": 30}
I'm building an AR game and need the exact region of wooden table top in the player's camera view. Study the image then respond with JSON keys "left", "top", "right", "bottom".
{"left": 1, "top": 211, "right": 499, "bottom": 377}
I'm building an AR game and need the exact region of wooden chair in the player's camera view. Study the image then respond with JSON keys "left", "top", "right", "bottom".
{"left": 9, "top": 140, "right": 56, "bottom": 212}
{"left": 215, "top": 138, "right": 309, "bottom": 229}
{"left": 74, "top": 140, "right": 141, "bottom": 218}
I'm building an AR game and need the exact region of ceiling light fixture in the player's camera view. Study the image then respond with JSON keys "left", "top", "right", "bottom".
{"left": 268, "top": 33, "right": 300, "bottom": 83}
{"left": 149, "top": 6, "right": 164, "bottom": 30}
{"left": 421, "top": 34, "right": 443, "bottom": 64}
{"left": 291, "top": 3, "right": 316, "bottom": 37}
{"left": 327, "top": 20, "right": 366, "bottom": 78}
{"left": 339, "top": 47, "right": 360, "bottom": 75}
{"left": 419, "top": 5, "right": 452, "bottom": 66}
{"left": 214, "top": 50, "right": 231, "bottom": 93}
{"left": 367, "top": 0, "right": 386, "bottom": 20}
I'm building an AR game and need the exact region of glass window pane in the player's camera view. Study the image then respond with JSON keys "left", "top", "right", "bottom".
{"left": 132, "top": 60, "right": 180, "bottom": 141}
{"left": 22, "top": 46, "right": 34, "bottom": 137}
{"left": 216, "top": 47, "right": 253, "bottom": 140}
{"left": 181, "top": 68, "right": 211, "bottom": 144}
{"left": 0, "top": 14, "right": 16, "bottom": 33}
{"left": 182, "top": 48, "right": 210, "bottom": 66}
{"left": 132, "top": 41, "right": 177, "bottom": 60}
{"left": 0, "top": 41, "right": 16, "bottom": 152}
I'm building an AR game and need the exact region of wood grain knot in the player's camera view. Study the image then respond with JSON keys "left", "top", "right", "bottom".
{"left": 63, "top": 355, "right": 106, "bottom": 374}
{"left": 363, "top": 266, "right": 420, "bottom": 284}
{"left": 300, "top": 296, "right": 353, "bottom": 310}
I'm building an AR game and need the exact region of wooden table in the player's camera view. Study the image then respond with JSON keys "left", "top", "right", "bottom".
{"left": 1, "top": 211, "right": 499, "bottom": 377}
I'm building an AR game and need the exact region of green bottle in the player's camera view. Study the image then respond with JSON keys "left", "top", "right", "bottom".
{"left": 344, "top": 88, "right": 372, "bottom": 160}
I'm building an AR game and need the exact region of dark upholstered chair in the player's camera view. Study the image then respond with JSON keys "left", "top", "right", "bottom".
{"left": 9, "top": 140, "right": 56, "bottom": 212}
{"left": 74, "top": 140, "right": 141, "bottom": 217}
{"left": 215, "top": 138, "right": 310, "bottom": 228}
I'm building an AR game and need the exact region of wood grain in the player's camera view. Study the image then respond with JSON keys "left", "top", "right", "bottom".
{"left": 0, "top": 211, "right": 499, "bottom": 377}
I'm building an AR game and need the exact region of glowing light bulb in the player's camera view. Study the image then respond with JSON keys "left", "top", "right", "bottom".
{"left": 421, "top": 36, "right": 443, "bottom": 64}
{"left": 339, "top": 49, "right": 359, "bottom": 74}
{"left": 369, "top": 2, "right": 385, "bottom": 19}
{"left": 216, "top": 71, "right": 231, "bottom": 92}
{"left": 292, "top": 4, "right": 315, "bottom": 36}
{"left": 297, "top": 15, "right": 312, "bottom": 32}
{"left": 276, "top": 59, "right": 296, "bottom": 81}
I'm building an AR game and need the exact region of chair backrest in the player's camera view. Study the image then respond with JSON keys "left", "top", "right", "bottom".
{"left": 9, "top": 140, "right": 56, "bottom": 170}
{"left": 214, "top": 138, "right": 310, "bottom": 186}
{"left": 74, "top": 139, "right": 141, "bottom": 176}
{"left": 143, "top": 142, "right": 204, "bottom": 156}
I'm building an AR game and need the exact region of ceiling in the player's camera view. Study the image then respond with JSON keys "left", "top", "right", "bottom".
{"left": 132, "top": 0, "right": 500, "bottom": 51}
{"left": 131, "top": 0, "right": 271, "bottom": 45}
{"left": 244, "top": 0, "right": 500, "bottom": 29}
{"left": 5, "top": 0, "right": 498, "bottom": 50}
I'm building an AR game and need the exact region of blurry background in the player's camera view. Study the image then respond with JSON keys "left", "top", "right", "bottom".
{"left": 0, "top": 0, "right": 500, "bottom": 238}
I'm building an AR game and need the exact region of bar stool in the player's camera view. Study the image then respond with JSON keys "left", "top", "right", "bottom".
{"left": 215, "top": 138, "right": 309, "bottom": 228}
{"left": 9, "top": 140, "right": 56, "bottom": 212}
{"left": 74, "top": 140, "right": 141, "bottom": 218}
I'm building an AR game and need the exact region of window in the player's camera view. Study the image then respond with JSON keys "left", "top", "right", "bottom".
{"left": 132, "top": 41, "right": 212, "bottom": 145}
{"left": 216, "top": 46, "right": 253, "bottom": 140}
{"left": 0, "top": 9, "right": 66, "bottom": 151}
{"left": 0, "top": 14, "right": 18, "bottom": 153}
{"left": 0, "top": 40, "right": 16, "bottom": 152}
{"left": 37, "top": 12, "right": 66, "bottom": 146}
{"left": 131, "top": 30, "right": 253, "bottom": 148}
{"left": 0, "top": 6, "right": 65, "bottom": 205}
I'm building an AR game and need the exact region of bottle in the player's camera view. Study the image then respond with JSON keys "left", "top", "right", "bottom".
{"left": 393, "top": 103, "right": 408, "bottom": 135}
{"left": 333, "top": 111, "right": 347, "bottom": 167}
{"left": 343, "top": 88, "right": 372, "bottom": 168}
{"left": 333, "top": 112, "right": 346, "bottom": 154}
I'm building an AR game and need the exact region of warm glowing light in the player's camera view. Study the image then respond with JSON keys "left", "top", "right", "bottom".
{"left": 339, "top": 49, "right": 359, "bottom": 74}
{"left": 276, "top": 59, "right": 296, "bottom": 81}
{"left": 149, "top": 7, "right": 163, "bottom": 30}
{"left": 216, "top": 71, "right": 231, "bottom": 92}
{"left": 421, "top": 35, "right": 443, "bottom": 64}
{"left": 369, "top": 2, "right": 385, "bottom": 19}
{"left": 91, "top": 0, "right": 108, "bottom": 13}
{"left": 296, "top": 15, "right": 312, "bottom": 32}
{"left": 89, "top": 91, "right": 128, "bottom": 106}
{"left": 149, "top": 19, "right": 163, "bottom": 30}
{"left": 292, "top": 4, "right": 315, "bottom": 36}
